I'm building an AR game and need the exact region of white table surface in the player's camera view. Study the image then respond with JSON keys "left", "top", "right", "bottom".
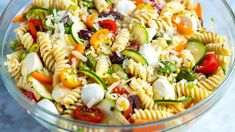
{"left": 0, "top": 1, "right": 235, "bottom": 132}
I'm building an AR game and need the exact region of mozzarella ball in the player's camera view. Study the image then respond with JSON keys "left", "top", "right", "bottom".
{"left": 153, "top": 76, "right": 176, "bottom": 100}
{"left": 81, "top": 83, "right": 104, "bottom": 108}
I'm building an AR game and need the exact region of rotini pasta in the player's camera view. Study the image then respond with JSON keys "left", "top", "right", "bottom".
{"left": 124, "top": 59, "right": 153, "bottom": 82}
{"left": 129, "top": 78, "right": 153, "bottom": 97}
{"left": 131, "top": 109, "right": 172, "bottom": 120}
{"left": 37, "top": 32, "right": 56, "bottom": 72}
{"left": 188, "top": 31, "right": 225, "bottom": 44}
{"left": 196, "top": 68, "right": 225, "bottom": 91}
{"left": 175, "top": 82, "right": 212, "bottom": 102}
{"left": 112, "top": 28, "right": 130, "bottom": 52}
{"left": 137, "top": 91, "right": 155, "bottom": 109}
{"left": 21, "top": 33, "right": 34, "bottom": 50}
{"left": 96, "top": 55, "right": 111, "bottom": 78}
{"left": 61, "top": 88, "right": 82, "bottom": 109}
{"left": 206, "top": 43, "right": 231, "bottom": 56}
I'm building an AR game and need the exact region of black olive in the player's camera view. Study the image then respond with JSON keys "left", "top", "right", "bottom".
{"left": 128, "top": 95, "right": 143, "bottom": 113}
{"left": 78, "top": 30, "right": 93, "bottom": 40}
{"left": 110, "top": 52, "right": 126, "bottom": 64}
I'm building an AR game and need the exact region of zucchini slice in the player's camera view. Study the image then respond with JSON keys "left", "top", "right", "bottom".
{"left": 132, "top": 24, "right": 149, "bottom": 45}
{"left": 25, "top": 6, "right": 51, "bottom": 20}
{"left": 186, "top": 41, "right": 207, "bottom": 65}
{"left": 28, "top": 77, "right": 53, "bottom": 100}
{"left": 111, "top": 64, "right": 128, "bottom": 79}
{"left": 70, "top": 22, "right": 87, "bottom": 44}
{"left": 155, "top": 96, "right": 193, "bottom": 106}
{"left": 79, "top": 68, "right": 107, "bottom": 90}
{"left": 121, "top": 49, "right": 148, "bottom": 65}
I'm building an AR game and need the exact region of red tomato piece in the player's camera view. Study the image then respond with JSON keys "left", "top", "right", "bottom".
{"left": 99, "top": 19, "right": 117, "bottom": 33}
{"left": 28, "top": 19, "right": 44, "bottom": 41}
{"left": 196, "top": 54, "right": 219, "bottom": 74}
{"left": 112, "top": 86, "right": 129, "bottom": 95}
{"left": 22, "top": 89, "right": 37, "bottom": 101}
{"left": 74, "top": 105, "right": 104, "bottom": 123}
{"left": 124, "top": 104, "right": 132, "bottom": 119}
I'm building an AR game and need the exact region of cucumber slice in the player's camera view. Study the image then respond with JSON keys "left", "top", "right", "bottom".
{"left": 155, "top": 96, "right": 192, "bottom": 105}
{"left": 186, "top": 41, "right": 207, "bottom": 65}
{"left": 121, "top": 49, "right": 148, "bottom": 65}
{"left": 111, "top": 64, "right": 128, "bottom": 79}
{"left": 28, "top": 77, "right": 53, "bottom": 100}
{"left": 79, "top": 68, "right": 107, "bottom": 90}
{"left": 25, "top": 6, "right": 51, "bottom": 20}
{"left": 97, "top": 98, "right": 116, "bottom": 114}
{"left": 70, "top": 22, "right": 87, "bottom": 44}
{"left": 97, "top": 98, "right": 121, "bottom": 124}
{"left": 132, "top": 25, "right": 149, "bottom": 45}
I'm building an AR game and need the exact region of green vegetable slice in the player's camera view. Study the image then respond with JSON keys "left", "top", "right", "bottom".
{"left": 25, "top": 6, "right": 51, "bottom": 20}
{"left": 111, "top": 64, "right": 128, "bottom": 80}
{"left": 70, "top": 22, "right": 86, "bottom": 44}
{"left": 186, "top": 40, "right": 207, "bottom": 65}
{"left": 79, "top": 68, "right": 107, "bottom": 90}
{"left": 131, "top": 24, "right": 149, "bottom": 45}
{"left": 155, "top": 96, "right": 193, "bottom": 105}
{"left": 121, "top": 49, "right": 148, "bottom": 65}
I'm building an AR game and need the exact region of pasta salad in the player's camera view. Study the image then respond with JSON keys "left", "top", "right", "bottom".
{"left": 5, "top": 0, "right": 231, "bottom": 125}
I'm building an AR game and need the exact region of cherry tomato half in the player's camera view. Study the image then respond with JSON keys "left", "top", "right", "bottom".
{"left": 28, "top": 19, "right": 44, "bottom": 41}
{"left": 74, "top": 105, "right": 104, "bottom": 123}
{"left": 99, "top": 19, "right": 117, "bottom": 33}
{"left": 112, "top": 86, "right": 129, "bottom": 95}
{"left": 196, "top": 54, "right": 219, "bottom": 74}
{"left": 22, "top": 89, "right": 37, "bottom": 101}
{"left": 124, "top": 104, "right": 132, "bottom": 119}
{"left": 60, "top": 68, "right": 81, "bottom": 88}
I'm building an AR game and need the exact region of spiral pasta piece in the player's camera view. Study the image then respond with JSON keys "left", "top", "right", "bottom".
{"left": 154, "top": 104, "right": 174, "bottom": 113}
{"left": 37, "top": 32, "right": 56, "bottom": 72}
{"left": 188, "top": 31, "right": 224, "bottom": 44}
{"left": 112, "top": 28, "right": 130, "bottom": 52}
{"left": 21, "top": 33, "right": 34, "bottom": 50}
{"left": 53, "top": 44, "right": 70, "bottom": 86}
{"left": 124, "top": 59, "right": 153, "bottom": 82}
{"left": 174, "top": 82, "right": 212, "bottom": 101}
{"left": 196, "top": 73, "right": 207, "bottom": 82}
{"left": 197, "top": 68, "right": 225, "bottom": 91}
{"left": 137, "top": 91, "right": 155, "bottom": 109}
{"left": 96, "top": 55, "right": 111, "bottom": 78}
{"left": 206, "top": 43, "right": 231, "bottom": 56}
{"left": 129, "top": 78, "right": 153, "bottom": 97}
{"left": 215, "top": 55, "right": 230, "bottom": 70}
{"left": 6, "top": 51, "right": 24, "bottom": 80}
{"left": 131, "top": 109, "right": 172, "bottom": 120}
{"left": 160, "top": 2, "right": 184, "bottom": 18}
{"left": 14, "top": 23, "right": 28, "bottom": 41}
{"left": 148, "top": 19, "right": 172, "bottom": 31}
{"left": 131, "top": 9, "right": 159, "bottom": 25}
{"left": 61, "top": 88, "right": 82, "bottom": 109}
{"left": 33, "top": 0, "right": 72, "bottom": 10}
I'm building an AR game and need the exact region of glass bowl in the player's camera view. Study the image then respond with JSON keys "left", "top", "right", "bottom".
{"left": 1, "top": 0, "right": 235, "bottom": 131}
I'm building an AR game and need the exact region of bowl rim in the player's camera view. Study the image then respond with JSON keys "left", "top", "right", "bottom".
{"left": 1, "top": 0, "right": 235, "bottom": 130}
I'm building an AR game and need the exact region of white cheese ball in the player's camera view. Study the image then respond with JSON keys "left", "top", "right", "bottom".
{"left": 153, "top": 76, "right": 176, "bottom": 100}
{"left": 38, "top": 99, "right": 58, "bottom": 114}
{"left": 139, "top": 44, "right": 159, "bottom": 66}
{"left": 81, "top": 83, "right": 104, "bottom": 108}
{"left": 114, "top": 0, "right": 136, "bottom": 16}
